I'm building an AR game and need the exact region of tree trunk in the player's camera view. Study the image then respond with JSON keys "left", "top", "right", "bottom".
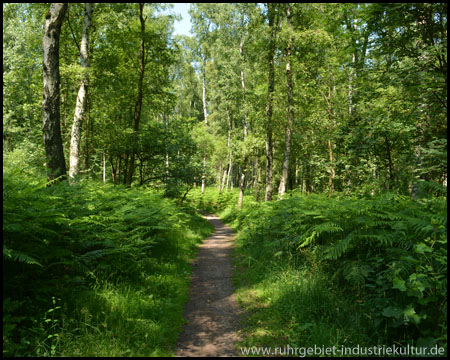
{"left": 304, "top": 157, "right": 312, "bottom": 195}
{"left": 163, "top": 113, "right": 169, "bottom": 182}
{"left": 226, "top": 156, "right": 232, "bottom": 191}
{"left": 221, "top": 120, "right": 232, "bottom": 194}
{"left": 231, "top": 164, "right": 236, "bottom": 190}
{"left": 201, "top": 156, "right": 206, "bottom": 194}
{"left": 348, "top": 54, "right": 355, "bottom": 119}
{"left": 218, "top": 161, "right": 223, "bottom": 190}
{"left": 42, "top": 3, "right": 68, "bottom": 183}
{"left": 328, "top": 140, "right": 335, "bottom": 196}
{"left": 102, "top": 152, "right": 106, "bottom": 183}
{"left": 348, "top": 18, "right": 357, "bottom": 120}
{"left": 238, "top": 12, "right": 248, "bottom": 209}
{"left": 238, "top": 170, "right": 245, "bottom": 209}
{"left": 252, "top": 157, "right": 258, "bottom": 188}
{"left": 385, "top": 135, "right": 394, "bottom": 191}
{"left": 265, "top": 3, "right": 276, "bottom": 201}
{"left": 300, "top": 160, "right": 305, "bottom": 194}
{"left": 123, "top": 153, "right": 128, "bottom": 185}
{"left": 83, "top": 97, "right": 91, "bottom": 173}
{"left": 139, "top": 156, "right": 144, "bottom": 186}
{"left": 371, "top": 155, "right": 377, "bottom": 196}
{"left": 278, "top": 3, "right": 293, "bottom": 198}
{"left": 326, "top": 82, "right": 336, "bottom": 197}
{"left": 411, "top": 145, "right": 421, "bottom": 199}
{"left": 202, "top": 58, "right": 208, "bottom": 126}
{"left": 200, "top": 56, "right": 209, "bottom": 195}
{"left": 225, "top": 110, "right": 232, "bottom": 191}
{"left": 220, "top": 165, "right": 228, "bottom": 193}
{"left": 127, "top": 3, "right": 146, "bottom": 186}
{"left": 255, "top": 159, "right": 263, "bottom": 201}
{"left": 109, "top": 155, "right": 117, "bottom": 184}
{"left": 69, "top": 3, "right": 92, "bottom": 182}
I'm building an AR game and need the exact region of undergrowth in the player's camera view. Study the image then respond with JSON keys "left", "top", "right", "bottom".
{"left": 3, "top": 148, "right": 214, "bottom": 357}
{"left": 189, "top": 187, "right": 447, "bottom": 356}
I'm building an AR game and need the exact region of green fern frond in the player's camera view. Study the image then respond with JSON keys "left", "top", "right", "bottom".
{"left": 325, "top": 233, "right": 355, "bottom": 259}
{"left": 298, "top": 230, "right": 317, "bottom": 248}
{"left": 3, "top": 246, "right": 43, "bottom": 267}
{"left": 354, "top": 232, "right": 395, "bottom": 247}
{"left": 77, "top": 248, "right": 118, "bottom": 265}
{"left": 297, "top": 222, "right": 344, "bottom": 248}
{"left": 343, "top": 261, "right": 374, "bottom": 287}
{"left": 404, "top": 217, "right": 436, "bottom": 236}
{"left": 314, "top": 222, "right": 344, "bottom": 235}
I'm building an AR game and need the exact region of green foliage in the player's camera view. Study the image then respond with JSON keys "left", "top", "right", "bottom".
{"left": 3, "top": 4, "right": 45, "bottom": 150}
{"left": 2, "top": 1, "right": 447, "bottom": 355}
{"left": 3, "top": 154, "right": 214, "bottom": 356}
{"left": 3, "top": 247, "right": 43, "bottom": 267}
{"left": 197, "top": 187, "right": 447, "bottom": 352}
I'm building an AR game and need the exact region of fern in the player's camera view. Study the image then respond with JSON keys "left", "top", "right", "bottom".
{"left": 355, "top": 231, "right": 395, "bottom": 247}
{"left": 314, "top": 222, "right": 344, "bottom": 235}
{"left": 3, "top": 246, "right": 43, "bottom": 267}
{"left": 77, "top": 249, "right": 114, "bottom": 265}
{"left": 298, "top": 222, "right": 344, "bottom": 248}
{"left": 193, "top": 187, "right": 447, "bottom": 346}
{"left": 325, "top": 233, "right": 355, "bottom": 260}
{"left": 342, "top": 261, "right": 374, "bottom": 287}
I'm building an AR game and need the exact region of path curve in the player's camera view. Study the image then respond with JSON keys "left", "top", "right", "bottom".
{"left": 176, "top": 214, "right": 241, "bottom": 357}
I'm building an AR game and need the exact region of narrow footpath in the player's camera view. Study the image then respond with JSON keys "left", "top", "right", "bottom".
{"left": 176, "top": 214, "right": 242, "bottom": 357}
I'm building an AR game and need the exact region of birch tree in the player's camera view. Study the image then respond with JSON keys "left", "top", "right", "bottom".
{"left": 42, "top": 3, "right": 68, "bottom": 182}
{"left": 126, "top": 3, "right": 146, "bottom": 186}
{"left": 265, "top": 3, "right": 276, "bottom": 201}
{"left": 69, "top": 3, "right": 93, "bottom": 181}
{"left": 237, "top": 6, "right": 249, "bottom": 209}
{"left": 278, "top": 3, "right": 294, "bottom": 198}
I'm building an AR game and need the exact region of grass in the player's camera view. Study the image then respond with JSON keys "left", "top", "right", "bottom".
{"left": 232, "top": 241, "right": 375, "bottom": 353}
{"left": 3, "top": 147, "right": 214, "bottom": 357}
{"left": 55, "top": 270, "right": 189, "bottom": 356}
{"left": 54, "top": 235, "right": 209, "bottom": 357}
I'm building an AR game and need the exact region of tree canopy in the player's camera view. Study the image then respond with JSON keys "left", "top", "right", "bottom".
{"left": 3, "top": 3, "right": 446, "bottom": 198}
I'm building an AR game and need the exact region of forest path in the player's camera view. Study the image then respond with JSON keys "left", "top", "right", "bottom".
{"left": 176, "top": 214, "right": 242, "bottom": 357}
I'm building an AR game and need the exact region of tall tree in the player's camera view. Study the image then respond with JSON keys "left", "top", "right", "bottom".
{"left": 189, "top": 4, "right": 214, "bottom": 194}
{"left": 191, "top": 6, "right": 211, "bottom": 194}
{"left": 278, "top": 3, "right": 294, "bottom": 198}
{"left": 42, "top": 3, "right": 68, "bottom": 182}
{"left": 237, "top": 6, "right": 249, "bottom": 209}
{"left": 265, "top": 3, "right": 276, "bottom": 201}
{"left": 127, "top": 3, "right": 146, "bottom": 186}
{"left": 69, "top": 3, "right": 93, "bottom": 181}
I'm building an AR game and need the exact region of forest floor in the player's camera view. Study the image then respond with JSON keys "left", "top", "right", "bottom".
{"left": 176, "top": 214, "right": 243, "bottom": 357}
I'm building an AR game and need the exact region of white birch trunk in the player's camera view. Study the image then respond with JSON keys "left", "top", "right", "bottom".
{"left": 238, "top": 13, "right": 248, "bottom": 209}
{"left": 201, "top": 57, "right": 208, "bottom": 194}
{"left": 42, "top": 3, "right": 68, "bottom": 182}
{"left": 69, "top": 3, "right": 92, "bottom": 181}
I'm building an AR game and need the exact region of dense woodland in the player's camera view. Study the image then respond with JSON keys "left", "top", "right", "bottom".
{"left": 3, "top": 3, "right": 447, "bottom": 357}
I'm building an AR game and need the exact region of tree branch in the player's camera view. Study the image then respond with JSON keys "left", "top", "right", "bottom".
{"left": 66, "top": 5, "right": 81, "bottom": 54}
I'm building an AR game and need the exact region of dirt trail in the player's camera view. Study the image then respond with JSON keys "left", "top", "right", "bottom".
{"left": 176, "top": 214, "right": 242, "bottom": 357}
